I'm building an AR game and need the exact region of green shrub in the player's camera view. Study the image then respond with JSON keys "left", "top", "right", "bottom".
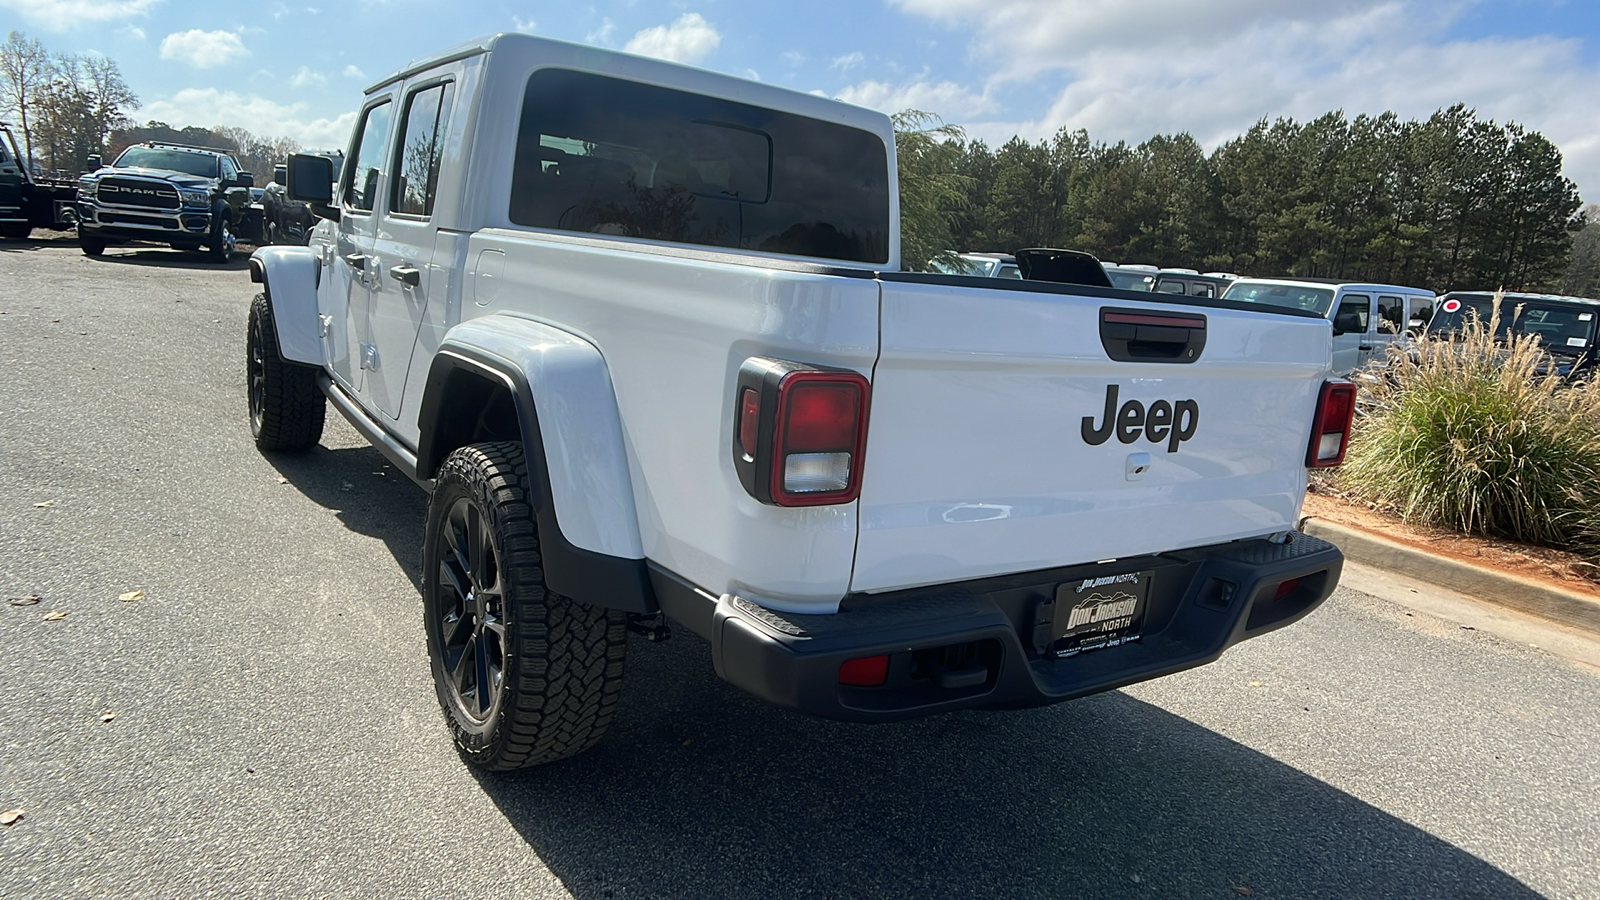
{"left": 1339, "top": 297, "right": 1600, "bottom": 558}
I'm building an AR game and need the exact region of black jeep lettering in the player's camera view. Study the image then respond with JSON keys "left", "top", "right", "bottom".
{"left": 1082, "top": 385, "right": 1199, "bottom": 453}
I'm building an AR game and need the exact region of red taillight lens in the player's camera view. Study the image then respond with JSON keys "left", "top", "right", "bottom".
{"left": 1307, "top": 380, "right": 1357, "bottom": 468}
{"left": 738, "top": 388, "right": 760, "bottom": 461}
{"left": 838, "top": 654, "right": 889, "bottom": 687}
{"left": 783, "top": 382, "right": 860, "bottom": 452}
{"left": 1274, "top": 577, "right": 1302, "bottom": 600}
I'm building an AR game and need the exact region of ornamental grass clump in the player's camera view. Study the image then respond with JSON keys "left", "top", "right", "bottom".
{"left": 1340, "top": 296, "right": 1600, "bottom": 558}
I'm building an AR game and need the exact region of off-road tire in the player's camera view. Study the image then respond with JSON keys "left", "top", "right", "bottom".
{"left": 423, "top": 442, "right": 628, "bottom": 770}
{"left": 246, "top": 292, "right": 325, "bottom": 451}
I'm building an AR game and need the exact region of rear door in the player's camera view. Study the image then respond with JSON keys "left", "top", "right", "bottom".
{"left": 851, "top": 279, "right": 1330, "bottom": 594}
{"left": 364, "top": 73, "right": 460, "bottom": 420}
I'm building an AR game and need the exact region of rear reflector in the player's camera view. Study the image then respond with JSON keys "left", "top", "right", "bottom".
{"left": 838, "top": 654, "right": 889, "bottom": 687}
{"left": 738, "top": 388, "right": 760, "bottom": 461}
{"left": 1273, "top": 577, "right": 1302, "bottom": 600}
{"left": 1307, "top": 380, "right": 1357, "bottom": 468}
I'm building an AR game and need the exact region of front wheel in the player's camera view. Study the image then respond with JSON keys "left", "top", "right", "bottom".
{"left": 208, "top": 214, "right": 235, "bottom": 263}
{"left": 79, "top": 227, "right": 106, "bottom": 257}
{"left": 247, "top": 293, "right": 325, "bottom": 450}
{"left": 423, "top": 442, "right": 628, "bottom": 770}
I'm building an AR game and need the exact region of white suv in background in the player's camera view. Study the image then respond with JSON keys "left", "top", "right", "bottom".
{"left": 1223, "top": 278, "right": 1436, "bottom": 375}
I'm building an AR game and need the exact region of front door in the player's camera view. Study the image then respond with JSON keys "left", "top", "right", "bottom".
{"left": 327, "top": 97, "right": 395, "bottom": 396}
{"left": 364, "top": 76, "right": 459, "bottom": 420}
{"left": 1330, "top": 293, "right": 1372, "bottom": 375}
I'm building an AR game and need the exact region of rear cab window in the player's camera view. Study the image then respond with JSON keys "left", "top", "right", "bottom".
{"left": 1223, "top": 280, "right": 1335, "bottom": 314}
{"left": 509, "top": 68, "right": 890, "bottom": 264}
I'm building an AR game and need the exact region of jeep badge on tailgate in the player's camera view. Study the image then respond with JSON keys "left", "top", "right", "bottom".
{"left": 1081, "top": 384, "right": 1199, "bottom": 452}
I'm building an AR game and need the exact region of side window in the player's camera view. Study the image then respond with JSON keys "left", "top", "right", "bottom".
{"left": 345, "top": 101, "right": 393, "bottom": 213}
{"left": 391, "top": 81, "right": 456, "bottom": 217}
{"left": 1377, "top": 296, "right": 1404, "bottom": 334}
{"left": 1333, "top": 296, "right": 1370, "bottom": 336}
{"left": 1, "top": 140, "right": 13, "bottom": 164}
{"left": 1155, "top": 278, "right": 1185, "bottom": 293}
{"left": 1190, "top": 283, "right": 1215, "bottom": 298}
{"left": 996, "top": 264, "right": 1021, "bottom": 279}
{"left": 1408, "top": 297, "right": 1434, "bottom": 331}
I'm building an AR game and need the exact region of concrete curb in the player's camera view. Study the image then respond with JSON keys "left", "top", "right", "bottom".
{"left": 1302, "top": 517, "right": 1600, "bottom": 637}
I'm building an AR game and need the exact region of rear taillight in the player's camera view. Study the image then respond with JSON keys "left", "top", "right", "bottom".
{"left": 733, "top": 358, "right": 870, "bottom": 506}
{"left": 1307, "top": 380, "right": 1357, "bottom": 467}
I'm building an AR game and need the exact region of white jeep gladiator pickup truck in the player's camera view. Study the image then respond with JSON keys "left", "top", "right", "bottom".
{"left": 245, "top": 33, "right": 1353, "bottom": 770}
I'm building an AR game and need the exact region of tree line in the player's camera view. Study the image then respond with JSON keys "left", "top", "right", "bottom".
{"left": 897, "top": 106, "right": 1592, "bottom": 294}
{"left": 1, "top": 30, "right": 295, "bottom": 182}
{"left": 6, "top": 27, "right": 1596, "bottom": 293}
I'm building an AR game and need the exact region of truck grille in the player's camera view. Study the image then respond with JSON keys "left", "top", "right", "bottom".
{"left": 99, "top": 212, "right": 180, "bottom": 229}
{"left": 96, "top": 178, "right": 181, "bottom": 210}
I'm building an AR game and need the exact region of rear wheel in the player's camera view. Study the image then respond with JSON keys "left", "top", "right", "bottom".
{"left": 246, "top": 292, "right": 325, "bottom": 451}
{"left": 423, "top": 442, "right": 628, "bottom": 770}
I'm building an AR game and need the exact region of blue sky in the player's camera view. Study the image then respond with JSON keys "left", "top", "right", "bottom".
{"left": 4, "top": 0, "right": 1600, "bottom": 201}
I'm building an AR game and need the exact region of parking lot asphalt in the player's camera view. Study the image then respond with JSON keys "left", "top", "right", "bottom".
{"left": 2, "top": 235, "right": 1598, "bottom": 899}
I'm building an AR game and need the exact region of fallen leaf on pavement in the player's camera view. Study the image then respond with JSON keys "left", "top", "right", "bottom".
{"left": 276, "top": 476, "right": 289, "bottom": 484}
{"left": 42, "top": 610, "right": 67, "bottom": 621}
{"left": 1248, "top": 680, "right": 1262, "bottom": 687}
{"left": 100, "top": 711, "right": 115, "bottom": 724}
{"left": 0, "top": 808, "right": 22, "bottom": 826}
{"left": 33, "top": 500, "right": 54, "bottom": 508}
{"left": 1232, "top": 888, "right": 1255, "bottom": 897}
{"left": 118, "top": 590, "right": 145, "bottom": 603}
{"left": 7, "top": 595, "right": 41, "bottom": 607}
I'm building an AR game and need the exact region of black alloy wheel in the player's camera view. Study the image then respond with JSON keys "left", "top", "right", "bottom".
{"left": 432, "top": 495, "right": 509, "bottom": 726}
{"left": 245, "top": 292, "right": 324, "bottom": 451}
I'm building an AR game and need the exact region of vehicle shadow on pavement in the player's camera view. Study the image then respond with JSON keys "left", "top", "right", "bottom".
{"left": 474, "top": 635, "right": 1543, "bottom": 899}
{"left": 84, "top": 248, "right": 254, "bottom": 271}
{"left": 263, "top": 444, "right": 428, "bottom": 591}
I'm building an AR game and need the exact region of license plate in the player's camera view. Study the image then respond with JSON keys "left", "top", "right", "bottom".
{"left": 1050, "top": 571, "right": 1150, "bottom": 658}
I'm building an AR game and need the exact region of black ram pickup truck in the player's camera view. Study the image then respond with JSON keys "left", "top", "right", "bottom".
{"left": 75, "top": 142, "right": 254, "bottom": 262}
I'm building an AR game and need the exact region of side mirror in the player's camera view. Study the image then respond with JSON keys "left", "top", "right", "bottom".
{"left": 273, "top": 164, "right": 288, "bottom": 187}
{"left": 287, "top": 153, "right": 338, "bottom": 221}
{"left": 86, "top": 154, "right": 102, "bottom": 170}
{"left": 236, "top": 171, "right": 254, "bottom": 188}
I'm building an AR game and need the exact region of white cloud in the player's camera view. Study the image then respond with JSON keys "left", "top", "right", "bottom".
{"left": 623, "top": 13, "right": 721, "bottom": 64}
{"left": 835, "top": 78, "right": 995, "bottom": 119}
{"left": 781, "top": 50, "right": 805, "bottom": 67}
{"left": 0, "top": 0, "right": 159, "bottom": 32}
{"left": 289, "top": 66, "right": 326, "bottom": 89}
{"left": 159, "top": 29, "right": 250, "bottom": 69}
{"left": 138, "top": 88, "right": 357, "bottom": 148}
{"left": 830, "top": 51, "right": 865, "bottom": 73}
{"left": 892, "top": 0, "right": 1600, "bottom": 200}
{"left": 119, "top": 24, "right": 145, "bottom": 40}
{"left": 512, "top": 15, "right": 535, "bottom": 31}
{"left": 586, "top": 18, "right": 616, "bottom": 46}
{"left": 343, "top": 65, "right": 366, "bottom": 80}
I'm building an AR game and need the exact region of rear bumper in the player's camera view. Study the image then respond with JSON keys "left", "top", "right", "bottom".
{"left": 655, "top": 531, "right": 1342, "bottom": 722}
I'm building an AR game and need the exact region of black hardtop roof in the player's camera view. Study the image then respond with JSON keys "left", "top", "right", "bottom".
{"left": 1442, "top": 290, "right": 1600, "bottom": 307}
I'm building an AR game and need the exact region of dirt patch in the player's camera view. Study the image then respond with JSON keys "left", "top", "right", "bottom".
{"left": 1303, "top": 486, "right": 1600, "bottom": 598}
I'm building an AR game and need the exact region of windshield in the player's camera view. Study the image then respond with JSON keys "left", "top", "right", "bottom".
{"left": 1106, "top": 270, "right": 1154, "bottom": 290}
{"left": 1428, "top": 297, "right": 1598, "bottom": 353}
{"left": 113, "top": 147, "right": 220, "bottom": 178}
{"left": 1223, "top": 281, "right": 1336, "bottom": 314}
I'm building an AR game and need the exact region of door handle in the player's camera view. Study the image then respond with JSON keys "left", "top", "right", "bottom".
{"left": 1359, "top": 344, "right": 1373, "bottom": 351}
{"left": 388, "top": 264, "right": 420, "bottom": 287}
{"left": 342, "top": 253, "right": 366, "bottom": 270}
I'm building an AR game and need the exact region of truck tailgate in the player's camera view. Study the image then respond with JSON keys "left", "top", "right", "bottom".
{"left": 850, "top": 279, "right": 1332, "bottom": 594}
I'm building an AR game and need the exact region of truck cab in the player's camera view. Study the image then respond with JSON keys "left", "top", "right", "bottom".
{"left": 1223, "top": 278, "right": 1436, "bottom": 375}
